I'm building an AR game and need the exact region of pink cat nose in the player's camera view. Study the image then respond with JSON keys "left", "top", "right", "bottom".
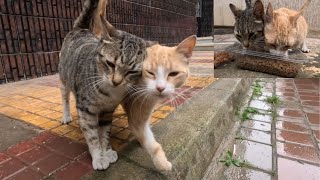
{"left": 156, "top": 86, "right": 165, "bottom": 93}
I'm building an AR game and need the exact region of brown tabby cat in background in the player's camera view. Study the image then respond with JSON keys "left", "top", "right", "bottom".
{"left": 264, "top": 0, "right": 311, "bottom": 56}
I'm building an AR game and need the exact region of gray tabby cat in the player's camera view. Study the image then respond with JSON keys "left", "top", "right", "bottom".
{"left": 229, "top": 0, "right": 265, "bottom": 49}
{"left": 58, "top": 0, "right": 155, "bottom": 170}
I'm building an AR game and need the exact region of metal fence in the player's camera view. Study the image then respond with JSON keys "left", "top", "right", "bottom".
{"left": 0, "top": 0, "right": 198, "bottom": 84}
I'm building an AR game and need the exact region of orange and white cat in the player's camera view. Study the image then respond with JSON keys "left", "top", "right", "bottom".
{"left": 122, "top": 36, "right": 196, "bottom": 171}
{"left": 264, "top": 0, "right": 311, "bottom": 56}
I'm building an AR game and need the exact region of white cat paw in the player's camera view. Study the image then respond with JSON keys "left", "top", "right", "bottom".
{"left": 301, "top": 48, "right": 310, "bottom": 53}
{"left": 153, "top": 156, "right": 172, "bottom": 172}
{"left": 105, "top": 149, "right": 118, "bottom": 163}
{"left": 61, "top": 115, "right": 72, "bottom": 124}
{"left": 92, "top": 156, "right": 110, "bottom": 170}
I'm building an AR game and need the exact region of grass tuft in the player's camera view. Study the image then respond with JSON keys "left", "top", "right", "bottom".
{"left": 241, "top": 107, "right": 259, "bottom": 121}
{"left": 266, "top": 95, "right": 281, "bottom": 105}
{"left": 219, "top": 151, "right": 246, "bottom": 167}
{"left": 252, "top": 81, "right": 263, "bottom": 97}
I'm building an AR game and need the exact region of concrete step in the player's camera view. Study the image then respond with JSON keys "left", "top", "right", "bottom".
{"left": 195, "top": 36, "right": 214, "bottom": 51}
{"left": 82, "top": 78, "right": 254, "bottom": 180}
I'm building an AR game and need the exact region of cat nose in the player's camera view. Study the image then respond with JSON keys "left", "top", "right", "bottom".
{"left": 112, "top": 79, "right": 121, "bottom": 86}
{"left": 156, "top": 86, "right": 165, "bottom": 93}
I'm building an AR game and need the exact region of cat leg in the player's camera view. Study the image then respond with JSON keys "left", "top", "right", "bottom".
{"left": 98, "top": 111, "right": 118, "bottom": 164}
{"left": 130, "top": 121, "right": 172, "bottom": 171}
{"left": 60, "top": 82, "right": 72, "bottom": 124}
{"left": 78, "top": 110, "right": 110, "bottom": 170}
{"left": 301, "top": 41, "right": 310, "bottom": 53}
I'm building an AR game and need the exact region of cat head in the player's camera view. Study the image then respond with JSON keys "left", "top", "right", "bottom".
{"left": 229, "top": 0, "right": 265, "bottom": 48}
{"left": 95, "top": 16, "right": 157, "bottom": 86}
{"left": 142, "top": 35, "right": 196, "bottom": 97}
{"left": 264, "top": 3, "right": 303, "bottom": 56}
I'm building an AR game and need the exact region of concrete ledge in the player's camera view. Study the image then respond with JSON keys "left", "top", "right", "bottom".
{"left": 194, "top": 43, "right": 214, "bottom": 51}
{"left": 82, "top": 78, "right": 254, "bottom": 180}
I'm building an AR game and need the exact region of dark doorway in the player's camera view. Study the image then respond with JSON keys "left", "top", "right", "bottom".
{"left": 196, "top": 0, "right": 213, "bottom": 37}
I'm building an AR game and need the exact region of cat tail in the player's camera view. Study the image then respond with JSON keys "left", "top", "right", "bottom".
{"left": 245, "top": 0, "right": 252, "bottom": 9}
{"left": 73, "top": 0, "right": 108, "bottom": 31}
{"left": 299, "top": 0, "right": 311, "bottom": 13}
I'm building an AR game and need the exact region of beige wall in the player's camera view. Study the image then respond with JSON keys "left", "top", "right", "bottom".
{"left": 214, "top": 0, "right": 245, "bottom": 26}
{"left": 214, "top": 0, "right": 320, "bottom": 31}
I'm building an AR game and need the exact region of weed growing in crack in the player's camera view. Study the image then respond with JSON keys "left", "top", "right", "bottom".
{"left": 252, "top": 81, "right": 263, "bottom": 97}
{"left": 241, "top": 107, "right": 259, "bottom": 121}
{"left": 235, "top": 135, "right": 246, "bottom": 142}
{"left": 266, "top": 95, "right": 281, "bottom": 105}
{"left": 219, "top": 151, "right": 246, "bottom": 167}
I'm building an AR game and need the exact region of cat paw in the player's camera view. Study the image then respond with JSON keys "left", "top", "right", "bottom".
{"left": 105, "top": 149, "right": 118, "bottom": 163}
{"left": 301, "top": 48, "right": 310, "bottom": 53}
{"left": 153, "top": 156, "right": 172, "bottom": 172}
{"left": 61, "top": 115, "right": 72, "bottom": 124}
{"left": 92, "top": 156, "right": 110, "bottom": 170}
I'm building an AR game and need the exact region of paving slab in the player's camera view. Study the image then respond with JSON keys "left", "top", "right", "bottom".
{"left": 0, "top": 115, "right": 40, "bottom": 151}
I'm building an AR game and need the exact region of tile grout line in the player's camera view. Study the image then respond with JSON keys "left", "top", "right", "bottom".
{"left": 271, "top": 78, "right": 278, "bottom": 180}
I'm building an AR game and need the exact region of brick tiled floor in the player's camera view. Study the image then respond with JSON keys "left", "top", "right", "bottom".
{"left": 0, "top": 52, "right": 216, "bottom": 179}
{"left": 0, "top": 75, "right": 215, "bottom": 148}
{"left": 225, "top": 78, "right": 320, "bottom": 179}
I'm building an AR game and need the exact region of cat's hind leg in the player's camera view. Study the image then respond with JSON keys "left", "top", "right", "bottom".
{"left": 301, "top": 41, "right": 310, "bottom": 53}
{"left": 79, "top": 110, "right": 110, "bottom": 170}
{"left": 98, "top": 111, "right": 118, "bottom": 164}
{"left": 60, "top": 82, "right": 72, "bottom": 124}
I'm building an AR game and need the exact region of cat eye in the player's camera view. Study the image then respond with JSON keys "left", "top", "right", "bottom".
{"left": 146, "top": 70, "right": 155, "bottom": 76}
{"left": 268, "top": 44, "right": 276, "bottom": 48}
{"left": 236, "top": 34, "right": 242, "bottom": 39}
{"left": 249, "top": 33, "right": 255, "bottom": 38}
{"left": 126, "top": 71, "right": 139, "bottom": 75}
{"left": 168, "top": 72, "right": 179, "bottom": 77}
{"left": 106, "top": 61, "right": 115, "bottom": 68}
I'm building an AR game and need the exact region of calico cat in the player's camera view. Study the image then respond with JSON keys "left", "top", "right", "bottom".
{"left": 264, "top": 0, "right": 311, "bottom": 56}
{"left": 122, "top": 35, "right": 196, "bottom": 171}
{"left": 59, "top": 0, "right": 156, "bottom": 170}
{"left": 229, "top": 0, "right": 265, "bottom": 49}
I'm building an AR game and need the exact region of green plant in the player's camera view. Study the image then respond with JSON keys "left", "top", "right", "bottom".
{"left": 219, "top": 151, "right": 245, "bottom": 167}
{"left": 252, "top": 81, "right": 263, "bottom": 97}
{"left": 235, "top": 135, "right": 246, "bottom": 142}
{"left": 266, "top": 95, "right": 281, "bottom": 105}
{"left": 235, "top": 108, "right": 240, "bottom": 116}
{"left": 241, "top": 107, "right": 259, "bottom": 121}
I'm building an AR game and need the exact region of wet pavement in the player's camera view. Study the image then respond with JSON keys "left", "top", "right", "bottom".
{"left": 214, "top": 29, "right": 320, "bottom": 78}
{"left": 221, "top": 78, "right": 320, "bottom": 180}
{"left": 0, "top": 52, "right": 215, "bottom": 179}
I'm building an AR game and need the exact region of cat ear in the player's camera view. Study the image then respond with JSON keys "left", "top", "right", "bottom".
{"left": 253, "top": 0, "right": 264, "bottom": 20}
{"left": 229, "top": 4, "right": 242, "bottom": 17}
{"left": 265, "top": 2, "right": 273, "bottom": 23}
{"left": 100, "top": 15, "right": 122, "bottom": 40}
{"left": 176, "top": 35, "right": 197, "bottom": 58}
{"left": 146, "top": 41, "right": 158, "bottom": 47}
{"left": 290, "top": 13, "right": 301, "bottom": 28}
{"left": 245, "top": 0, "right": 252, "bottom": 9}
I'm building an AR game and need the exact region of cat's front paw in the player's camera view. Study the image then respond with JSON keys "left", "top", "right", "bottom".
{"left": 61, "top": 115, "right": 72, "bottom": 124}
{"left": 153, "top": 156, "right": 172, "bottom": 172}
{"left": 92, "top": 156, "right": 110, "bottom": 170}
{"left": 301, "top": 48, "right": 310, "bottom": 53}
{"left": 105, "top": 149, "right": 118, "bottom": 163}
